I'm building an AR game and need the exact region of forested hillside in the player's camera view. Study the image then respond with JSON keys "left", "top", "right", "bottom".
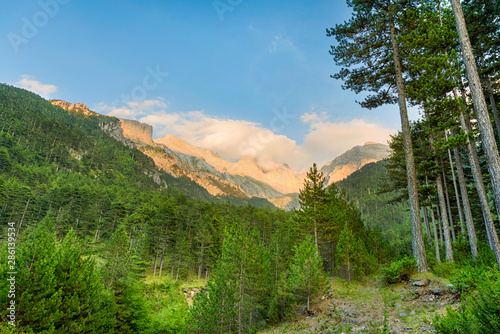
{"left": 0, "top": 84, "right": 290, "bottom": 333}
{"left": 0, "top": 85, "right": 397, "bottom": 333}
{"left": 2, "top": 0, "right": 500, "bottom": 332}
{"left": 337, "top": 161, "right": 412, "bottom": 255}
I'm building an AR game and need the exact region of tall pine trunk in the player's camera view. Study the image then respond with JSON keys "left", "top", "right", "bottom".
{"left": 460, "top": 109, "right": 500, "bottom": 271}
{"left": 422, "top": 206, "right": 432, "bottom": 241}
{"left": 429, "top": 131, "right": 454, "bottom": 262}
{"left": 441, "top": 166, "right": 456, "bottom": 243}
{"left": 436, "top": 173, "right": 454, "bottom": 262}
{"left": 426, "top": 174, "right": 441, "bottom": 263}
{"left": 445, "top": 131, "right": 465, "bottom": 235}
{"left": 388, "top": 0, "right": 428, "bottom": 272}
{"left": 430, "top": 204, "right": 441, "bottom": 263}
{"left": 450, "top": 0, "right": 500, "bottom": 226}
{"left": 450, "top": 128, "right": 478, "bottom": 259}
{"left": 480, "top": 55, "right": 500, "bottom": 140}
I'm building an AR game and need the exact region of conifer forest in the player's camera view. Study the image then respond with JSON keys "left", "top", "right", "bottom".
{"left": 1, "top": 0, "right": 500, "bottom": 333}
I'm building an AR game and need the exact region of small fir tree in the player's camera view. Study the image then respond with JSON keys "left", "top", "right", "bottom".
{"left": 287, "top": 235, "right": 327, "bottom": 312}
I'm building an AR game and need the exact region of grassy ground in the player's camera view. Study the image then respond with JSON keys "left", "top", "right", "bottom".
{"left": 259, "top": 273, "right": 458, "bottom": 334}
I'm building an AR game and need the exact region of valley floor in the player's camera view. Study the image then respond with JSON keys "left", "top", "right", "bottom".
{"left": 259, "top": 274, "right": 459, "bottom": 334}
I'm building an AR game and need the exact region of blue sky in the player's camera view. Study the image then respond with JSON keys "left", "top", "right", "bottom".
{"left": 1, "top": 0, "right": 418, "bottom": 169}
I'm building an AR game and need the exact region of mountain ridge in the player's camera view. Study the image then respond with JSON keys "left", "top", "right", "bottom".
{"left": 50, "top": 100, "right": 390, "bottom": 210}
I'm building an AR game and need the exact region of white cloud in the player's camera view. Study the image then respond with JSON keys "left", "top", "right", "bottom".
{"left": 95, "top": 98, "right": 167, "bottom": 119}
{"left": 140, "top": 111, "right": 297, "bottom": 169}
{"left": 268, "top": 35, "right": 300, "bottom": 57}
{"left": 96, "top": 98, "right": 395, "bottom": 170}
{"left": 17, "top": 75, "right": 57, "bottom": 98}
{"left": 296, "top": 118, "right": 396, "bottom": 168}
{"left": 300, "top": 111, "right": 329, "bottom": 124}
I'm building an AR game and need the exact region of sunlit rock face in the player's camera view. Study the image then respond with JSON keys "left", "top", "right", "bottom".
{"left": 50, "top": 100, "right": 389, "bottom": 210}
{"left": 321, "top": 142, "right": 390, "bottom": 186}
{"left": 51, "top": 100, "right": 98, "bottom": 117}
{"left": 118, "top": 118, "right": 154, "bottom": 146}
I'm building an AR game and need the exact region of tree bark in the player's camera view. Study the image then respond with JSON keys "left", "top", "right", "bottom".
{"left": 159, "top": 240, "right": 166, "bottom": 277}
{"left": 441, "top": 166, "right": 456, "bottom": 243}
{"left": 458, "top": 89, "right": 496, "bottom": 248}
{"left": 198, "top": 243, "right": 204, "bottom": 281}
{"left": 460, "top": 109, "right": 500, "bottom": 270}
{"left": 445, "top": 131, "right": 465, "bottom": 235}
{"left": 388, "top": 0, "right": 428, "bottom": 272}
{"left": 422, "top": 206, "right": 432, "bottom": 241}
{"left": 436, "top": 173, "right": 454, "bottom": 262}
{"left": 428, "top": 131, "right": 454, "bottom": 262}
{"left": 450, "top": 0, "right": 500, "bottom": 226}
{"left": 430, "top": 204, "right": 441, "bottom": 263}
{"left": 17, "top": 198, "right": 30, "bottom": 236}
{"left": 153, "top": 248, "right": 158, "bottom": 277}
{"left": 450, "top": 128, "right": 478, "bottom": 259}
{"left": 480, "top": 55, "right": 500, "bottom": 141}
{"left": 436, "top": 198, "right": 443, "bottom": 245}
{"left": 426, "top": 174, "right": 441, "bottom": 263}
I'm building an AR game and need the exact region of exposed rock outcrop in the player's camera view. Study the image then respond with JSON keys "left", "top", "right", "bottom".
{"left": 51, "top": 100, "right": 98, "bottom": 117}
{"left": 321, "top": 142, "right": 390, "bottom": 186}
{"left": 49, "top": 100, "right": 389, "bottom": 210}
{"left": 155, "top": 135, "right": 305, "bottom": 194}
{"left": 118, "top": 118, "right": 155, "bottom": 146}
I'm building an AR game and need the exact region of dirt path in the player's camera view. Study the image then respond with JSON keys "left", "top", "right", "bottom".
{"left": 261, "top": 274, "right": 460, "bottom": 334}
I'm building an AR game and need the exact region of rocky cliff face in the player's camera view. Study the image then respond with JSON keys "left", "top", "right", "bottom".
{"left": 118, "top": 118, "right": 154, "bottom": 146}
{"left": 321, "top": 142, "right": 390, "bottom": 186}
{"left": 155, "top": 135, "right": 305, "bottom": 194}
{"left": 51, "top": 100, "right": 98, "bottom": 117}
{"left": 49, "top": 100, "right": 389, "bottom": 210}
{"left": 51, "top": 100, "right": 155, "bottom": 148}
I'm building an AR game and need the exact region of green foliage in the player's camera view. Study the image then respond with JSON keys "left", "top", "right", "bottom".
{"left": 336, "top": 161, "right": 411, "bottom": 259}
{"left": 287, "top": 235, "right": 328, "bottom": 312}
{"left": 185, "top": 231, "right": 239, "bottom": 333}
{"left": 336, "top": 223, "right": 375, "bottom": 281}
{"left": 146, "top": 280, "right": 188, "bottom": 334}
{"left": 0, "top": 221, "right": 115, "bottom": 333}
{"left": 382, "top": 256, "right": 416, "bottom": 285}
{"left": 449, "top": 263, "right": 499, "bottom": 295}
{"left": 435, "top": 278, "right": 500, "bottom": 333}
{"left": 432, "top": 262, "right": 457, "bottom": 278}
{"left": 113, "top": 281, "right": 152, "bottom": 334}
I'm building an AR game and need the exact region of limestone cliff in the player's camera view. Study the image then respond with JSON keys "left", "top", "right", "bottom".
{"left": 50, "top": 100, "right": 155, "bottom": 148}
{"left": 321, "top": 142, "right": 390, "bottom": 186}
{"left": 155, "top": 135, "right": 305, "bottom": 194}
{"left": 51, "top": 100, "right": 98, "bottom": 117}
{"left": 118, "top": 118, "right": 154, "bottom": 146}
{"left": 48, "top": 100, "right": 389, "bottom": 210}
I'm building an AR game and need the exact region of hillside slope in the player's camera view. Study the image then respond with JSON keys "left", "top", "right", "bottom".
{"left": 336, "top": 160, "right": 411, "bottom": 253}
{"left": 322, "top": 142, "right": 390, "bottom": 185}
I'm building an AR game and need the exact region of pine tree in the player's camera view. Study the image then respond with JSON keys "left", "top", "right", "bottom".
{"left": 102, "top": 224, "right": 134, "bottom": 289}
{"left": 327, "top": 0, "right": 429, "bottom": 272}
{"left": 336, "top": 223, "right": 363, "bottom": 282}
{"left": 0, "top": 218, "right": 62, "bottom": 333}
{"left": 55, "top": 229, "right": 115, "bottom": 333}
{"left": 450, "top": 0, "right": 500, "bottom": 224}
{"left": 186, "top": 229, "right": 238, "bottom": 333}
{"left": 287, "top": 235, "right": 327, "bottom": 313}
{"left": 299, "top": 163, "right": 327, "bottom": 252}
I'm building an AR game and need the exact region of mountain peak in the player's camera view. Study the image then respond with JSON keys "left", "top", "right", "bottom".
{"left": 321, "top": 142, "right": 390, "bottom": 185}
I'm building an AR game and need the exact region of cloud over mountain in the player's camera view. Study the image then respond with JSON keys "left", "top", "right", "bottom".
{"left": 17, "top": 75, "right": 57, "bottom": 98}
{"left": 97, "top": 98, "right": 395, "bottom": 170}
